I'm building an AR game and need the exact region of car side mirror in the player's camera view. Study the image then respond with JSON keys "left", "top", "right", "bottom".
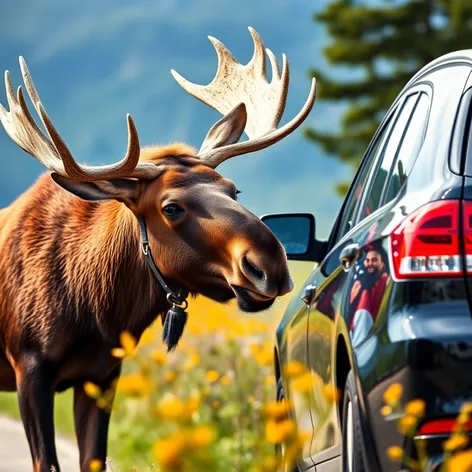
{"left": 261, "top": 213, "right": 327, "bottom": 262}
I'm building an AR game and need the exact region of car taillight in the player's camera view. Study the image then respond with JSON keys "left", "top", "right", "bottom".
{"left": 463, "top": 201, "right": 472, "bottom": 273}
{"left": 389, "top": 200, "right": 462, "bottom": 279}
{"left": 418, "top": 418, "right": 472, "bottom": 435}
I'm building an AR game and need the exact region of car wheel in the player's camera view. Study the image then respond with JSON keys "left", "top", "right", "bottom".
{"left": 342, "top": 370, "right": 366, "bottom": 472}
{"left": 275, "top": 377, "right": 300, "bottom": 472}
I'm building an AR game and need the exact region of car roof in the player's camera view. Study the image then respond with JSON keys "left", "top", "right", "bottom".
{"left": 404, "top": 49, "right": 472, "bottom": 89}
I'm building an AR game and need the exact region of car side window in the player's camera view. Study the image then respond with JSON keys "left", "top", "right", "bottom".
{"left": 321, "top": 110, "right": 397, "bottom": 277}
{"left": 384, "top": 93, "right": 430, "bottom": 203}
{"left": 360, "top": 93, "right": 419, "bottom": 219}
{"left": 335, "top": 113, "right": 396, "bottom": 241}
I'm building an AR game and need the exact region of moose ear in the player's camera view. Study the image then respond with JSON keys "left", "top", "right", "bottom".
{"left": 51, "top": 173, "right": 139, "bottom": 206}
{"left": 199, "top": 102, "right": 247, "bottom": 154}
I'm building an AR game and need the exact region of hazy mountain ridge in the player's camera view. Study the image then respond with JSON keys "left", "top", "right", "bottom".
{"left": 0, "top": 0, "right": 351, "bottom": 237}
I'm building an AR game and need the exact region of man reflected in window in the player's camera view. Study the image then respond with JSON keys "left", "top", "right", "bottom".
{"left": 348, "top": 243, "right": 389, "bottom": 347}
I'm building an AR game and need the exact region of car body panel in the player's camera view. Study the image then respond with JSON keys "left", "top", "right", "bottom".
{"left": 271, "top": 51, "right": 472, "bottom": 471}
{"left": 275, "top": 272, "right": 317, "bottom": 469}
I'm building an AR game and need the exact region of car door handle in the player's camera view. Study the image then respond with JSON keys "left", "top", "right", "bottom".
{"left": 301, "top": 283, "right": 317, "bottom": 306}
{"left": 339, "top": 243, "right": 361, "bottom": 270}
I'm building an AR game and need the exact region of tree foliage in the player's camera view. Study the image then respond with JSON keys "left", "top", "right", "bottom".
{"left": 307, "top": 0, "right": 472, "bottom": 195}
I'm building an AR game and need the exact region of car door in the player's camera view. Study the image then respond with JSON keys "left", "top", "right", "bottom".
{"left": 306, "top": 89, "right": 431, "bottom": 465}
{"left": 279, "top": 268, "right": 318, "bottom": 470}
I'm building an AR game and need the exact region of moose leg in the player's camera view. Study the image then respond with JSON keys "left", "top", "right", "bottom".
{"left": 15, "top": 354, "right": 60, "bottom": 472}
{"left": 73, "top": 364, "right": 121, "bottom": 472}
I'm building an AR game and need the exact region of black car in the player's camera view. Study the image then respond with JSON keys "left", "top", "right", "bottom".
{"left": 262, "top": 50, "right": 472, "bottom": 472}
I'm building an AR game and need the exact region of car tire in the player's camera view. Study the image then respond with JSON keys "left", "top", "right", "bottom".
{"left": 342, "top": 370, "right": 366, "bottom": 472}
{"left": 275, "top": 377, "right": 300, "bottom": 472}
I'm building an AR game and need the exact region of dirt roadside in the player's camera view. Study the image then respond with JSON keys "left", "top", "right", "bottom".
{"left": 0, "top": 415, "right": 80, "bottom": 471}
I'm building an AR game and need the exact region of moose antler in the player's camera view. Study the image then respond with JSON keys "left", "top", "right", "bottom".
{"left": 171, "top": 27, "right": 317, "bottom": 168}
{"left": 0, "top": 57, "right": 161, "bottom": 181}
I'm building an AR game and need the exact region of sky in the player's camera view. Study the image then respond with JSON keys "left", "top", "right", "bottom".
{"left": 0, "top": 0, "right": 353, "bottom": 239}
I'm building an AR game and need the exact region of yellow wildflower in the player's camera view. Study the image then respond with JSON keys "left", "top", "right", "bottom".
{"left": 153, "top": 435, "right": 185, "bottom": 470}
{"left": 120, "top": 330, "right": 136, "bottom": 351}
{"left": 381, "top": 405, "right": 393, "bottom": 417}
{"left": 220, "top": 375, "right": 231, "bottom": 385}
{"left": 262, "top": 456, "right": 278, "bottom": 471}
{"left": 83, "top": 382, "right": 102, "bottom": 400}
{"left": 111, "top": 330, "right": 137, "bottom": 359}
{"left": 457, "top": 413, "right": 470, "bottom": 426}
{"left": 443, "top": 433, "right": 470, "bottom": 451}
{"left": 110, "top": 348, "right": 126, "bottom": 358}
{"left": 461, "top": 402, "right": 472, "bottom": 416}
{"left": 386, "top": 446, "right": 404, "bottom": 462}
{"left": 188, "top": 351, "right": 201, "bottom": 367}
{"left": 292, "top": 372, "right": 321, "bottom": 392}
{"left": 398, "top": 414, "right": 418, "bottom": 436}
{"left": 249, "top": 342, "right": 260, "bottom": 356}
{"left": 117, "top": 373, "right": 152, "bottom": 397}
{"left": 255, "top": 350, "right": 273, "bottom": 366}
{"left": 383, "top": 383, "right": 403, "bottom": 407}
{"left": 186, "top": 425, "right": 216, "bottom": 448}
{"left": 283, "top": 361, "right": 306, "bottom": 378}
{"left": 405, "top": 399, "right": 426, "bottom": 418}
{"left": 446, "top": 450, "right": 472, "bottom": 472}
{"left": 89, "top": 459, "right": 104, "bottom": 472}
{"left": 95, "top": 389, "right": 113, "bottom": 412}
{"left": 157, "top": 395, "right": 200, "bottom": 421}
{"left": 164, "top": 371, "right": 176, "bottom": 382}
{"left": 212, "top": 400, "right": 221, "bottom": 409}
{"left": 265, "top": 419, "right": 296, "bottom": 444}
{"left": 156, "top": 397, "right": 185, "bottom": 420}
{"left": 323, "top": 385, "right": 341, "bottom": 404}
{"left": 298, "top": 430, "right": 312, "bottom": 444}
{"left": 263, "top": 400, "right": 290, "bottom": 419}
{"left": 264, "top": 376, "right": 275, "bottom": 385}
{"left": 96, "top": 397, "right": 111, "bottom": 412}
{"left": 206, "top": 370, "right": 219, "bottom": 383}
{"left": 150, "top": 350, "right": 167, "bottom": 366}
{"left": 265, "top": 420, "right": 284, "bottom": 444}
{"left": 186, "top": 394, "right": 201, "bottom": 416}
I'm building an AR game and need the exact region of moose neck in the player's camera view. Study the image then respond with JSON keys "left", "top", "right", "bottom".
{"left": 68, "top": 198, "right": 172, "bottom": 341}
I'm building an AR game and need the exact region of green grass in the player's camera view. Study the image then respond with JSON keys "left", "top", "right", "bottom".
{"left": 0, "top": 390, "right": 75, "bottom": 438}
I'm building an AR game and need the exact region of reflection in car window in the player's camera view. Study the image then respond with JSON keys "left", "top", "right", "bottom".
{"left": 361, "top": 93, "right": 419, "bottom": 219}
{"left": 336, "top": 114, "right": 396, "bottom": 241}
{"left": 322, "top": 111, "right": 397, "bottom": 277}
{"left": 384, "top": 93, "right": 429, "bottom": 203}
{"left": 265, "top": 216, "right": 310, "bottom": 255}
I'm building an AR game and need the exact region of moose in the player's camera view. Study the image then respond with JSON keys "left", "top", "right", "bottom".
{"left": 0, "top": 27, "right": 316, "bottom": 471}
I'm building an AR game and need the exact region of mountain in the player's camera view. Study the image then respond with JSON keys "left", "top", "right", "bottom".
{"left": 0, "top": 0, "right": 351, "bottom": 238}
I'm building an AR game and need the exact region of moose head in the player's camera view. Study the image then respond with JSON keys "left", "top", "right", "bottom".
{"left": 0, "top": 27, "right": 316, "bottom": 327}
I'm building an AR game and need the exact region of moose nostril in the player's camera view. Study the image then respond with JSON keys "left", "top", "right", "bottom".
{"left": 241, "top": 254, "right": 265, "bottom": 281}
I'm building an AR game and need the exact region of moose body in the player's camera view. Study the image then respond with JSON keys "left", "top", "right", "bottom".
{"left": 0, "top": 28, "right": 316, "bottom": 472}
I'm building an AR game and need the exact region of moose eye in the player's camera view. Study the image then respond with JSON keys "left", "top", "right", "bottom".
{"left": 162, "top": 203, "right": 184, "bottom": 218}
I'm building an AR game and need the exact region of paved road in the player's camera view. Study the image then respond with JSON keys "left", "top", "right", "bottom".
{"left": 0, "top": 415, "right": 80, "bottom": 471}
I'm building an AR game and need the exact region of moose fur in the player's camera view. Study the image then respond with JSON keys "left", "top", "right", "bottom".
{"left": 0, "top": 26, "right": 317, "bottom": 472}
{"left": 0, "top": 144, "right": 292, "bottom": 472}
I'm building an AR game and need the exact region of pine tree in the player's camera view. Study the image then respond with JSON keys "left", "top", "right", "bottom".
{"left": 307, "top": 0, "right": 472, "bottom": 195}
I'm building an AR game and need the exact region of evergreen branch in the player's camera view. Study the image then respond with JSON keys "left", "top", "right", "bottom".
{"left": 314, "top": 1, "right": 430, "bottom": 40}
